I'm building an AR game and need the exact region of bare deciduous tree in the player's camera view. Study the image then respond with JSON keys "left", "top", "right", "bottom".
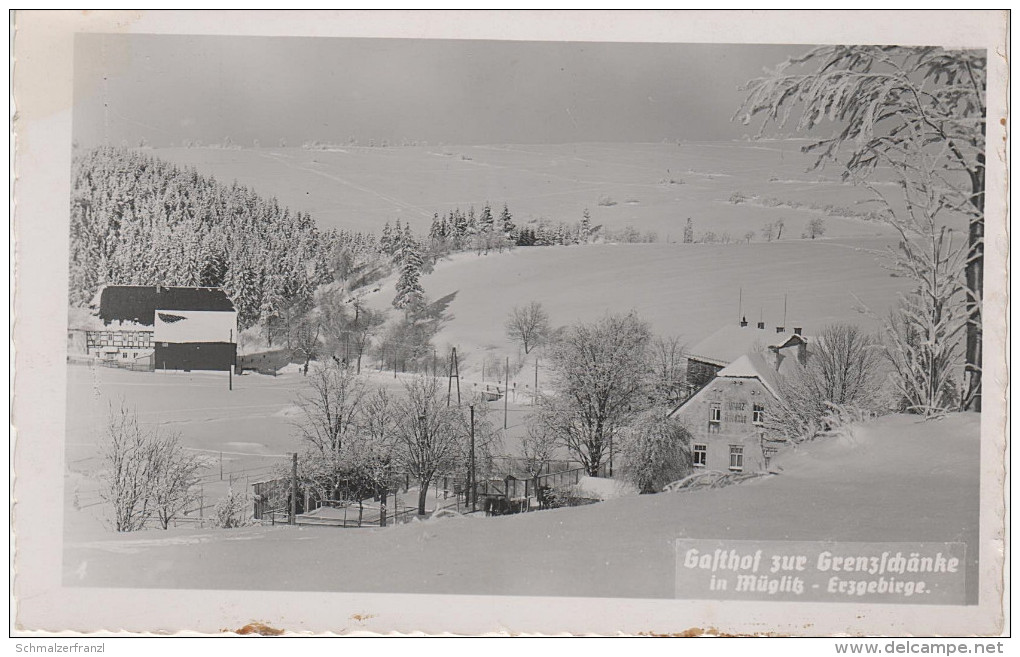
{"left": 648, "top": 335, "right": 686, "bottom": 405}
{"left": 293, "top": 362, "right": 366, "bottom": 502}
{"left": 881, "top": 224, "right": 968, "bottom": 415}
{"left": 765, "top": 323, "right": 885, "bottom": 442}
{"left": 291, "top": 313, "right": 321, "bottom": 375}
{"left": 806, "top": 217, "right": 826, "bottom": 239}
{"left": 393, "top": 376, "right": 465, "bottom": 515}
{"left": 150, "top": 432, "right": 202, "bottom": 529}
{"left": 99, "top": 402, "right": 200, "bottom": 532}
{"left": 541, "top": 312, "right": 652, "bottom": 476}
{"left": 348, "top": 387, "right": 401, "bottom": 524}
{"left": 505, "top": 301, "right": 551, "bottom": 354}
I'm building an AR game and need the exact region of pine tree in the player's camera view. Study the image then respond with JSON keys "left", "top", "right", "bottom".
{"left": 580, "top": 209, "right": 592, "bottom": 244}
{"left": 393, "top": 240, "right": 426, "bottom": 311}
{"left": 429, "top": 213, "right": 442, "bottom": 241}
{"left": 380, "top": 221, "right": 393, "bottom": 255}
{"left": 683, "top": 218, "right": 694, "bottom": 244}
{"left": 499, "top": 203, "right": 515, "bottom": 236}
{"left": 479, "top": 202, "right": 494, "bottom": 232}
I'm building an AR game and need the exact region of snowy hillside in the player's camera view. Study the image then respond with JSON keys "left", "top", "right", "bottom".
{"left": 357, "top": 238, "right": 911, "bottom": 360}
{"left": 64, "top": 413, "right": 979, "bottom": 604}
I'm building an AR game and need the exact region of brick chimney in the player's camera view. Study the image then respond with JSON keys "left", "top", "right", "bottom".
{"left": 756, "top": 321, "right": 765, "bottom": 330}
{"left": 740, "top": 316, "right": 748, "bottom": 327}
{"left": 776, "top": 326, "right": 785, "bottom": 333}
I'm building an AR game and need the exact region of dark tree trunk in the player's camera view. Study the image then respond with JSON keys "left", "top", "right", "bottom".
{"left": 417, "top": 480, "right": 429, "bottom": 515}
{"left": 964, "top": 157, "right": 984, "bottom": 412}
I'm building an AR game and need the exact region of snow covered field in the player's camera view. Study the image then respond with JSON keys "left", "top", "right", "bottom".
{"left": 64, "top": 413, "right": 980, "bottom": 604}
{"left": 63, "top": 363, "right": 545, "bottom": 540}
{"left": 358, "top": 237, "right": 912, "bottom": 360}
{"left": 148, "top": 141, "right": 911, "bottom": 239}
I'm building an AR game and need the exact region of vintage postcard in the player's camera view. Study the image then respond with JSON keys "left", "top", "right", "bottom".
{"left": 10, "top": 10, "right": 1009, "bottom": 637}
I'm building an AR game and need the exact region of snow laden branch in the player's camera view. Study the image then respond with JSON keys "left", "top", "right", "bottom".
{"left": 539, "top": 313, "right": 653, "bottom": 477}
{"left": 764, "top": 323, "right": 887, "bottom": 443}
{"left": 737, "top": 45, "right": 986, "bottom": 412}
{"left": 292, "top": 363, "right": 367, "bottom": 502}
{"left": 394, "top": 375, "right": 468, "bottom": 515}
{"left": 99, "top": 401, "right": 201, "bottom": 531}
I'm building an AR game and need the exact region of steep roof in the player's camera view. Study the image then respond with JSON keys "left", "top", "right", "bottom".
{"left": 154, "top": 309, "right": 237, "bottom": 343}
{"left": 98, "top": 286, "right": 235, "bottom": 326}
{"left": 686, "top": 324, "right": 796, "bottom": 367}
{"left": 717, "top": 352, "right": 782, "bottom": 399}
{"left": 670, "top": 352, "right": 779, "bottom": 419}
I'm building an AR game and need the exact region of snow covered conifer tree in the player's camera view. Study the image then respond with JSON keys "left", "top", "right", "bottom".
{"left": 380, "top": 221, "right": 393, "bottom": 255}
{"left": 499, "top": 203, "right": 515, "bottom": 236}
{"left": 579, "top": 208, "right": 592, "bottom": 244}
{"left": 393, "top": 240, "right": 426, "bottom": 311}
{"left": 479, "top": 202, "right": 494, "bottom": 232}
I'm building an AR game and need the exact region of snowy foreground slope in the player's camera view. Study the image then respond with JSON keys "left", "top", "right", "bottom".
{"left": 64, "top": 413, "right": 979, "bottom": 602}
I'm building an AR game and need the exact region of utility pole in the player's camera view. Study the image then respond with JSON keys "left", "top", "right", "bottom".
{"left": 219, "top": 451, "right": 224, "bottom": 481}
{"left": 534, "top": 357, "right": 539, "bottom": 401}
{"left": 289, "top": 452, "right": 298, "bottom": 525}
{"left": 504, "top": 356, "right": 509, "bottom": 429}
{"left": 446, "top": 347, "right": 461, "bottom": 406}
{"left": 469, "top": 404, "right": 476, "bottom": 513}
{"left": 228, "top": 329, "right": 233, "bottom": 391}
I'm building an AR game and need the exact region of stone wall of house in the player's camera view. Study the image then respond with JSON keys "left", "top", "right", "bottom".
{"left": 672, "top": 376, "right": 773, "bottom": 473}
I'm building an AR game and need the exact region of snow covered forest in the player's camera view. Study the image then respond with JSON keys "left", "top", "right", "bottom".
{"left": 68, "top": 147, "right": 621, "bottom": 334}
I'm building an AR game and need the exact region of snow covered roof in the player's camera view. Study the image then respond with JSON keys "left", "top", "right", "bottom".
{"left": 98, "top": 286, "right": 235, "bottom": 326}
{"left": 686, "top": 324, "right": 799, "bottom": 367}
{"left": 154, "top": 309, "right": 237, "bottom": 344}
{"left": 717, "top": 352, "right": 782, "bottom": 399}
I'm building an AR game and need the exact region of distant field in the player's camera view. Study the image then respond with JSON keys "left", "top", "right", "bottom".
{"left": 147, "top": 141, "right": 906, "bottom": 240}
{"left": 361, "top": 236, "right": 912, "bottom": 359}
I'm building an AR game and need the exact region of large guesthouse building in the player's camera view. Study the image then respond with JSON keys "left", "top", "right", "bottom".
{"left": 671, "top": 320, "right": 811, "bottom": 473}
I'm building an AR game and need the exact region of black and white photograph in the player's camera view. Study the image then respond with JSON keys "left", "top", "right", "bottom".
{"left": 11, "top": 10, "right": 1009, "bottom": 639}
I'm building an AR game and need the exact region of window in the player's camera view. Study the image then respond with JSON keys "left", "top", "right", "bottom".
{"left": 708, "top": 403, "right": 722, "bottom": 433}
{"left": 753, "top": 403, "right": 765, "bottom": 425}
{"left": 693, "top": 444, "right": 707, "bottom": 468}
{"left": 709, "top": 403, "right": 721, "bottom": 422}
{"left": 729, "top": 445, "right": 744, "bottom": 471}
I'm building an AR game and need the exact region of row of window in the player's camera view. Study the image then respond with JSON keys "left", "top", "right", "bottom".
{"left": 708, "top": 402, "right": 765, "bottom": 425}
{"left": 86, "top": 331, "right": 154, "bottom": 349}
{"left": 692, "top": 443, "right": 744, "bottom": 471}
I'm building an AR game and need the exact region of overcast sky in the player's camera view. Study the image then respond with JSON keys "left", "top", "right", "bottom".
{"left": 72, "top": 34, "right": 809, "bottom": 147}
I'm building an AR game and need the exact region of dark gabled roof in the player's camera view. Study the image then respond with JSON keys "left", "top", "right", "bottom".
{"left": 98, "top": 286, "right": 235, "bottom": 326}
